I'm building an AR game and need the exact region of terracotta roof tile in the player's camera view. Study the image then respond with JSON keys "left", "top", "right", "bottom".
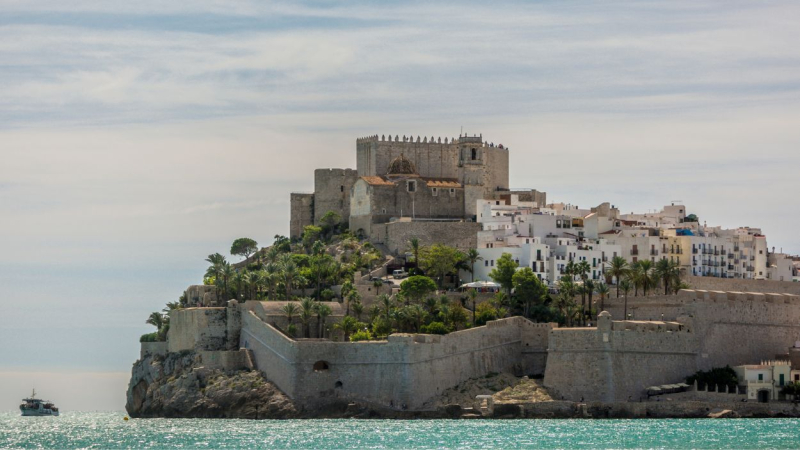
{"left": 361, "top": 176, "right": 395, "bottom": 186}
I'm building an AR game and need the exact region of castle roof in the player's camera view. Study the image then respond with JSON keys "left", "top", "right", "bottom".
{"left": 386, "top": 154, "right": 417, "bottom": 175}
{"left": 361, "top": 176, "right": 395, "bottom": 186}
{"left": 423, "top": 178, "right": 462, "bottom": 188}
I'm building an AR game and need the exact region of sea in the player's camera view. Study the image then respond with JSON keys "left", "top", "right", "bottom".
{"left": 2, "top": 412, "right": 800, "bottom": 449}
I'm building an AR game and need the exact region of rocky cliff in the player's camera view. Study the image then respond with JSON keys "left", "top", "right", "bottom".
{"left": 126, "top": 351, "right": 299, "bottom": 419}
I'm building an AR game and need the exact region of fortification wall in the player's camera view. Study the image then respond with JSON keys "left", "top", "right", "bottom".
{"left": 240, "top": 312, "right": 550, "bottom": 409}
{"left": 197, "top": 349, "right": 251, "bottom": 371}
{"left": 544, "top": 315, "right": 698, "bottom": 402}
{"left": 289, "top": 193, "right": 314, "bottom": 239}
{"left": 167, "top": 308, "right": 227, "bottom": 353}
{"left": 140, "top": 341, "right": 168, "bottom": 359}
{"left": 689, "top": 290, "right": 800, "bottom": 369}
{"left": 370, "top": 221, "right": 480, "bottom": 255}
{"left": 688, "top": 275, "right": 800, "bottom": 295}
{"left": 240, "top": 311, "right": 300, "bottom": 398}
{"left": 313, "top": 169, "right": 359, "bottom": 227}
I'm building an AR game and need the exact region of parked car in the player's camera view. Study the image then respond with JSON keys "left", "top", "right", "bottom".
{"left": 392, "top": 269, "right": 409, "bottom": 279}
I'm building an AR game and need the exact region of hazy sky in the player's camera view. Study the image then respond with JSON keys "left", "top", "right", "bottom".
{"left": 1, "top": 1, "right": 799, "bottom": 411}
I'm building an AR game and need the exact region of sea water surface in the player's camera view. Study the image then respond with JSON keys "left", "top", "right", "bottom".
{"left": 2, "top": 412, "right": 800, "bottom": 449}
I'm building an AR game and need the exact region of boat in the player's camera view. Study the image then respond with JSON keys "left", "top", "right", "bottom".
{"left": 19, "top": 389, "right": 59, "bottom": 416}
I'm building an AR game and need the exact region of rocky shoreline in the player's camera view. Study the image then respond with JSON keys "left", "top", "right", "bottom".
{"left": 126, "top": 352, "right": 800, "bottom": 420}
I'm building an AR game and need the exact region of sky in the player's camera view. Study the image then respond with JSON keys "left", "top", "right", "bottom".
{"left": 1, "top": 0, "right": 799, "bottom": 411}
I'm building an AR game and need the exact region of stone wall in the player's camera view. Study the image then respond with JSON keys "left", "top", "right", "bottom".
{"left": 289, "top": 193, "right": 314, "bottom": 239}
{"left": 197, "top": 349, "right": 252, "bottom": 371}
{"left": 240, "top": 312, "right": 552, "bottom": 410}
{"left": 544, "top": 314, "right": 698, "bottom": 402}
{"left": 313, "top": 168, "right": 359, "bottom": 228}
{"left": 167, "top": 308, "right": 228, "bottom": 353}
{"left": 687, "top": 275, "right": 800, "bottom": 295}
{"left": 140, "top": 341, "right": 168, "bottom": 359}
{"left": 370, "top": 220, "right": 480, "bottom": 255}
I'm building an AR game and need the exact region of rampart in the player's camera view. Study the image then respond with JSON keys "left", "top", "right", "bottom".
{"left": 240, "top": 311, "right": 553, "bottom": 409}
{"left": 687, "top": 275, "right": 800, "bottom": 295}
{"left": 544, "top": 313, "right": 697, "bottom": 402}
{"left": 545, "top": 289, "right": 800, "bottom": 402}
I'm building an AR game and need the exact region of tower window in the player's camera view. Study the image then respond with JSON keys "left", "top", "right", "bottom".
{"left": 432, "top": 187, "right": 438, "bottom": 196}
{"left": 407, "top": 180, "right": 416, "bottom": 192}
{"left": 449, "top": 188, "right": 456, "bottom": 197}
{"left": 471, "top": 148, "right": 477, "bottom": 160}
{"left": 340, "top": 185, "right": 344, "bottom": 192}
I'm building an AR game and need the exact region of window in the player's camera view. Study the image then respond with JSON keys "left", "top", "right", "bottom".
{"left": 491, "top": 260, "right": 495, "bottom": 267}
{"left": 471, "top": 148, "right": 477, "bottom": 160}
{"left": 407, "top": 180, "right": 416, "bottom": 192}
{"left": 485, "top": 260, "right": 489, "bottom": 267}
{"left": 314, "top": 361, "right": 330, "bottom": 372}
{"left": 432, "top": 187, "right": 438, "bottom": 196}
{"left": 449, "top": 188, "right": 456, "bottom": 197}
{"left": 340, "top": 185, "right": 344, "bottom": 192}
{"left": 758, "top": 373, "right": 763, "bottom": 381}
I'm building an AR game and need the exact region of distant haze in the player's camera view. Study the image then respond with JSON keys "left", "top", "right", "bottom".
{"left": 1, "top": 1, "right": 799, "bottom": 411}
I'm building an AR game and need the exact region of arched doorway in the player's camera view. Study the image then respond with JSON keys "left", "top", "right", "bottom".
{"left": 313, "top": 361, "right": 329, "bottom": 372}
{"left": 757, "top": 389, "right": 770, "bottom": 403}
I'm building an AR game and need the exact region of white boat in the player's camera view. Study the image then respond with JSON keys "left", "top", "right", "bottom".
{"left": 20, "top": 389, "right": 60, "bottom": 416}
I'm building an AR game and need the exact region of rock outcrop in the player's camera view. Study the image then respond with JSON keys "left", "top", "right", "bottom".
{"left": 126, "top": 351, "right": 299, "bottom": 419}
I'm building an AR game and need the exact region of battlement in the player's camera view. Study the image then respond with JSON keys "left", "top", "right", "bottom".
{"left": 677, "top": 289, "right": 800, "bottom": 304}
{"left": 356, "top": 133, "right": 507, "bottom": 148}
{"left": 610, "top": 320, "right": 689, "bottom": 333}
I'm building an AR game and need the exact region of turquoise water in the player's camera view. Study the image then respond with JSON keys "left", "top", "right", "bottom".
{"left": 2, "top": 412, "right": 800, "bottom": 449}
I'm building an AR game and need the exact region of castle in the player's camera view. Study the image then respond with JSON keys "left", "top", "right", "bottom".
{"left": 290, "top": 134, "right": 545, "bottom": 253}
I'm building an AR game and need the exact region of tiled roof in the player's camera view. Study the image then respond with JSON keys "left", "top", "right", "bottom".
{"left": 361, "top": 176, "right": 395, "bottom": 186}
{"left": 423, "top": 178, "right": 462, "bottom": 188}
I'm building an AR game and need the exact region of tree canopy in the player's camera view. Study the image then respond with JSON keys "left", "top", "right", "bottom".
{"left": 419, "top": 244, "right": 465, "bottom": 288}
{"left": 489, "top": 253, "right": 518, "bottom": 294}
{"left": 230, "top": 237, "right": 259, "bottom": 260}
{"left": 399, "top": 275, "right": 437, "bottom": 304}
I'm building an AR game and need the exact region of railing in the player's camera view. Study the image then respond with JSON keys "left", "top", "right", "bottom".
{"left": 692, "top": 248, "right": 698, "bottom": 254}
{"left": 650, "top": 250, "right": 659, "bottom": 256}
{"left": 727, "top": 253, "right": 734, "bottom": 259}
{"left": 750, "top": 256, "right": 755, "bottom": 261}
{"left": 714, "top": 250, "right": 720, "bottom": 255}
{"left": 747, "top": 266, "right": 755, "bottom": 272}
{"left": 631, "top": 249, "right": 639, "bottom": 255}
{"left": 728, "top": 265, "right": 734, "bottom": 270}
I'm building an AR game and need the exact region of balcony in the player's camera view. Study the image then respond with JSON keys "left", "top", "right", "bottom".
{"left": 747, "top": 266, "right": 755, "bottom": 272}
{"left": 727, "top": 253, "right": 734, "bottom": 259}
{"left": 734, "top": 246, "right": 740, "bottom": 252}
{"left": 714, "top": 250, "right": 720, "bottom": 256}
{"left": 650, "top": 250, "right": 659, "bottom": 256}
{"left": 750, "top": 256, "right": 756, "bottom": 261}
{"left": 728, "top": 265, "right": 734, "bottom": 270}
{"left": 692, "top": 248, "right": 698, "bottom": 254}
{"left": 631, "top": 249, "right": 639, "bottom": 256}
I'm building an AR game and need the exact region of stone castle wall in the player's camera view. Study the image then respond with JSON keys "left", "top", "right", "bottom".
{"left": 289, "top": 193, "right": 314, "bottom": 239}
{"left": 167, "top": 307, "right": 228, "bottom": 353}
{"left": 240, "top": 312, "right": 552, "bottom": 409}
{"left": 369, "top": 220, "right": 480, "bottom": 255}
{"left": 687, "top": 275, "right": 800, "bottom": 295}
{"left": 313, "top": 168, "right": 359, "bottom": 228}
{"left": 544, "top": 316, "right": 697, "bottom": 402}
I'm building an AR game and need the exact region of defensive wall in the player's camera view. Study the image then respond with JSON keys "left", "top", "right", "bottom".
{"left": 289, "top": 193, "right": 314, "bottom": 239}
{"left": 687, "top": 275, "right": 800, "bottom": 295}
{"left": 240, "top": 311, "right": 553, "bottom": 409}
{"left": 545, "top": 289, "right": 800, "bottom": 402}
{"left": 369, "top": 220, "right": 480, "bottom": 255}
{"left": 544, "top": 313, "right": 697, "bottom": 402}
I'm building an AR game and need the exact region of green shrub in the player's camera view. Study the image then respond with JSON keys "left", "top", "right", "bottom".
{"left": 139, "top": 332, "right": 159, "bottom": 342}
{"left": 421, "top": 321, "right": 449, "bottom": 335}
{"left": 287, "top": 324, "right": 298, "bottom": 337}
{"left": 371, "top": 318, "right": 392, "bottom": 338}
{"left": 350, "top": 329, "right": 373, "bottom": 342}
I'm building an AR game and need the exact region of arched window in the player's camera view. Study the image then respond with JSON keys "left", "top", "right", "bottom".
{"left": 471, "top": 148, "right": 477, "bottom": 160}
{"left": 313, "top": 361, "right": 329, "bottom": 372}
{"left": 335, "top": 381, "right": 343, "bottom": 388}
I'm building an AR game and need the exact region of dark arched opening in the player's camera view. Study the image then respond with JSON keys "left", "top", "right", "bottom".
{"left": 313, "top": 361, "right": 330, "bottom": 372}
{"left": 471, "top": 148, "right": 477, "bottom": 160}
{"left": 335, "top": 381, "right": 343, "bottom": 389}
{"left": 757, "top": 389, "right": 770, "bottom": 403}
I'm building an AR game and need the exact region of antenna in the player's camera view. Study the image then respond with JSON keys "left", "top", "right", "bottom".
{"left": 460, "top": 126, "right": 463, "bottom": 136}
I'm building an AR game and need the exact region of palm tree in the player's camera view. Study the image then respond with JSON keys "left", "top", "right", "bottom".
{"left": 619, "top": 279, "right": 632, "bottom": 320}
{"left": 368, "top": 304, "right": 381, "bottom": 322}
{"left": 334, "top": 316, "right": 359, "bottom": 341}
{"left": 280, "top": 256, "right": 298, "bottom": 300}
{"left": 281, "top": 303, "right": 299, "bottom": 326}
{"left": 408, "top": 304, "right": 428, "bottom": 332}
{"left": 299, "top": 298, "right": 315, "bottom": 338}
{"left": 378, "top": 294, "right": 392, "bottom": 322}
{"left": 146, "top": 312, "right": 165, "bottom": 330}
{"left": 316, "top": 303, "right": 332, "bottom": 338}
{"left": 220, "top": 263, "right": 235, "bottom": 302}
{"left": 465, "top": 249, "right": 483, "bottom": 282}
{"left": 584, "top": 279, "right": 595, "bottom": 322}
{"left": 407, "top": 237, "right": 421, "bottom": 270}
{"left": 637, "top": 259, "right": 655, "bottom": 296}
{"left": 424, "top": 297, "right": 438, "bottom": 316}
{"left": 205, "top": 253, "right": 227, "bottom": 299}
{"left": 606, "top": 256, "right": 629, "bottom": 298}
{"left": 655, "top": 259, "right": 682, "bottom": 295}
{"left": 351, "top": 301, "right": 364, "bottom": 321}
{"left": 373, "top": 279, "right": 383, "bottom": 297}
{"left": 467, "top": 288, "right": 478, "bottom": 324}
{"left": 595, "top": 282, "right": 610, "bottom": 317}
